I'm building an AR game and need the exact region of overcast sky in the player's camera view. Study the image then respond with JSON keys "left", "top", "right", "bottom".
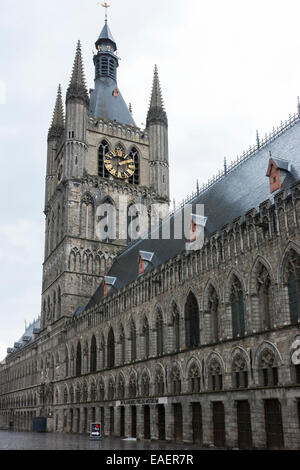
{"left": 1, "top": 0, "right": 300, "bottom": 360}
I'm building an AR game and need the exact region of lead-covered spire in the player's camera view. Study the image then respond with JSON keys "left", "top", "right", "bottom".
{"left": 147, "top": 65, "right": 168, "bottom": 127}
{"left": 66, "top": 41, "right": 89, "bottom": 106}
{"left": 48, "top": 84, "right": 65, "bottom": 140}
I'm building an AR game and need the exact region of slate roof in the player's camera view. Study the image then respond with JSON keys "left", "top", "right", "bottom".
{"left": 85, "top": 116, "right": 300, "bottom": 310}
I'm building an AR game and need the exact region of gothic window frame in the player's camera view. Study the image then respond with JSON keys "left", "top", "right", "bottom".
{"left": 128, "top": 147, "right": 140, "bottom": 185}
{"left": 107, "top": 327, "right": 115, "bottom": 369}
{"left": 230, "top": 275, "right": 246, "bottom": 338}
{"left": 285, "top": 249, "right": 300, "bottom": 325}
{"left": 184, "top": 291, "right": 200, "bottom": 349}
{"left": 90, "top": 335, "right": 97, "bottom": 373}
{"left": 98, "top": 140, "right": 110, "bottom": 178}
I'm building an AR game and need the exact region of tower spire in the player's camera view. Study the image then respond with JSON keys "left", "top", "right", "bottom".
{"left": 147, "top": 65, "right": 168, "bottom": 127}
{"left": 48, "top": 84, "right": 65, "bottom": 140}
{"left": 67, "top": 41, "right": 89, "bottom": 106}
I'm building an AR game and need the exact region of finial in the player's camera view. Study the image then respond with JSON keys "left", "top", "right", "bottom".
{"left": 256, "top": 129, "right": 260, "bottom": 149}
{"left": 196, "top": 179, "right": 200, "bottom": 195}
{"left": 224, "top": 157, "right": 227, "bottom": 174}
{"left": 129, "top": 103, "right": 133, "bottom": 113}
{"left": 99, "top": 2, "right": 111, "bottom": 22}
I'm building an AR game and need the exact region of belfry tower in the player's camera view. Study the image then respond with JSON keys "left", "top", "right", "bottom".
{"left": 40, "top": 14, "right": 170, "bottom": 331}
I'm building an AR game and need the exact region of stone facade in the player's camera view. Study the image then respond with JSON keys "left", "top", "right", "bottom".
{"left": 1, "top": 182, "right": 300, "bottom": 448}
{"left": 1, "top": 20, "right": 300, "bottom": 451}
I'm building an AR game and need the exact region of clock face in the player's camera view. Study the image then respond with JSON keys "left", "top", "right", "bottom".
{"left": 104, "top": 149, "right": 135, "bottom": 179}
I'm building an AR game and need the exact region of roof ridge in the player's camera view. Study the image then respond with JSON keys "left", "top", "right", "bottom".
{"left": 171, "top": 109, "right": 300, "bottom": 215}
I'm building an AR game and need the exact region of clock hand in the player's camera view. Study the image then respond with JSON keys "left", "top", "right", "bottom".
{"left": 119, "top": 159, "right": 134, "bottom": 166}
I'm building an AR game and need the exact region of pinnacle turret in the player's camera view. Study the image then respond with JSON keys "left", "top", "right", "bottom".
{"left": 48, "top": 84, "right": 65, "bottom": 140}
{"left": 66, "top": 41, "right": 89, "bottom": 106}
{"left": 147, "top": 65, "right": 168, "bottom": 127}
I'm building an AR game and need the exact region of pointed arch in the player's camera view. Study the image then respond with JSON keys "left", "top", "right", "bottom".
{"left": 170, "top": 301, "right": 180, "bottom": 352}
{"left": 90, "top": 335, "right": 97, "bottom": 373}
{"left": 75, "top": 341, "right": 82, "bottom": 377}
{"left": 281, "top": 245, "right": 300, "bottom": 325}
{"left": 129, "top": 317, "right": 137, "bottom": 362}
{"left": 98, "top": 139, "right": 110, "bottom": 178}
{"left": 80, "top": 193, "right": 95, "bottom": 239}
{"left": 229, "top": 274, "right": 246, "bottom": 338}
{"left": 203, "top": 281, "right": 220, "bottom": 342}
{"left": 128, "top": 147, "right": 139, "bottom": 185}
{"left": 107, "top": 327, "right": 115, "bottom": 368}
{"left": 156, "top": 308, "right": 164, "bottom": 356}
{"left": 184, "top": 290, "right": 200, "bottom": 348}
{"left": 250, "top": 258, "right": 273, "bottom": 331}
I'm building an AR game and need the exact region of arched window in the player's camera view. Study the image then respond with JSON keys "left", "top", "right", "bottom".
{"left": 118, "top": 374, "right": 125, "bottom": 399}
{"left": 81, "top": 194, "right": 94, "bottom": 239}
{"left": 172, "top": 366, "right": 181, "bottom": 395}
{"left": 230, "top": 276, "right": 245, "bottom": 338}
{"left": 76, "top": 384, "right": 81, "bottom": 403}
{"left": 256, "top": 264, "right": 272, "bottom": 330}
{"left": 91, "top": 381, "right": 96, "bottom": 401}
{"left": 156, "top": 310, "right": 164, "bottom": 356}
{"left": 141, "top": 372, "right": 150, "bottom": 397}
{"left": 143, "top": 316, "right": 150, "bottom": 359}
{"left": 76, "top": 342, "right": 82, "bottom": 377}
{"left": 98, "top": 140, "right": 110, "bottom": 178}
{"left": 172, "top": 303, "right": 180, "bottom": 352}
{"left": 130, "top": 319, "right": 137, "bottom": 362}
{"left": 185, "top": 292, "right": 200, "bottom": 348}
{"left": 259, "top": 349, "right": 278, "bottom": 387}
{"left": 155, "top": 368, "right": 165, "bottom": 395}
{"left": 64, "top": 388, "right": 68, "bottom": 404}
{"left": 208, "top": 285, "right": 219, "bottom": 342}
{"left": 70, "top": 386, "right": 74, "bottom": 403}
{"left": 188, "top": 363, "right": 201, "bottom": 393}
{"left": 129, "top": 374, "right": 137, "bottom": 398}
{"left": 107, "top": 328, "right": 115, "bottom": 368}
{"left": 108, "top": 378, "right": 115, "bottom": 400}
{"left": 128, "top": 147, "right": 139, "bottom": 185}
{"left": 208, "top": 358, "right": 223, "bottom": 391}
{"left": 82, "top": 382, "right": 88, "bottom": 402}
{"left": 90, "top": 335, "right": 97, "bottom": 373}
{"left": 232, "top": 353, "right": 248, "bottom": 389}
{"left": 99, "top": 379, "right": 105, "bottom": 401}
{"left": 119, "top": 325, "right": 125, "bottom": 365}
{"left": 285, "top": 250, "right": 300, "bottom": 325}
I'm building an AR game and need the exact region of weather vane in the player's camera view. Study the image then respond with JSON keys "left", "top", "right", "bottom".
{"left": 98, "top": 2, "right": 111, "bottom": 22}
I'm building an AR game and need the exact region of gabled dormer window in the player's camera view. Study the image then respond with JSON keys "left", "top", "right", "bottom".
{"left": 103, "top": 276, "right": 117, "bottom": 297}
{"left": 190, "top": 214, "right": 207, "bottom": 243}
{"left": 138, "top": 251, "right": 154, "bottom": 275}
{"left": 266, "top": 157, "right": 291, "bottom": 194}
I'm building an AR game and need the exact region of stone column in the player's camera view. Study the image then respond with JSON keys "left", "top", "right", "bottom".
{"left": 150, "top": 404, "right": 159, "bottom": 440}
{"left": 114, "top": 406, "right": 120, "bottom": 437}
{"left": 182, "top": 402, "right": 193, "bottom": 444}
{"left": 201, "top": 398, "right": 214, "bottom": 447}
{"left": 165, "top": 403, "right": 174, "bottom": 441}
{"left": 225, "top": 398, "right": 238, "bottom": 448}
{"left": 281, "top": 397, "right": 300, "bottom": 450}
{"left": 251, "top": 398, "right": 266, "bottom": 449}
{"left": 79, "top": 407, "right": 85, "bottom": 434}
{"left": 124, "top": 405, "right": 131, "bottom": 437}
{"left": 136, "top": 405, "right": 143, "bottom": 440}
{"left": 104, "top": 407, "right": 110, "bottom": 436}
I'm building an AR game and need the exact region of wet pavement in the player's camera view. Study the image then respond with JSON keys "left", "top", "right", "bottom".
{"left": 0, "top": 431, "right": 205, "bottom": 451}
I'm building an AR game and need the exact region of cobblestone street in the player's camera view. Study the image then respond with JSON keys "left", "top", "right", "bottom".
{"left": 0, "top": 430, "right": 206, "bottom": 451}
